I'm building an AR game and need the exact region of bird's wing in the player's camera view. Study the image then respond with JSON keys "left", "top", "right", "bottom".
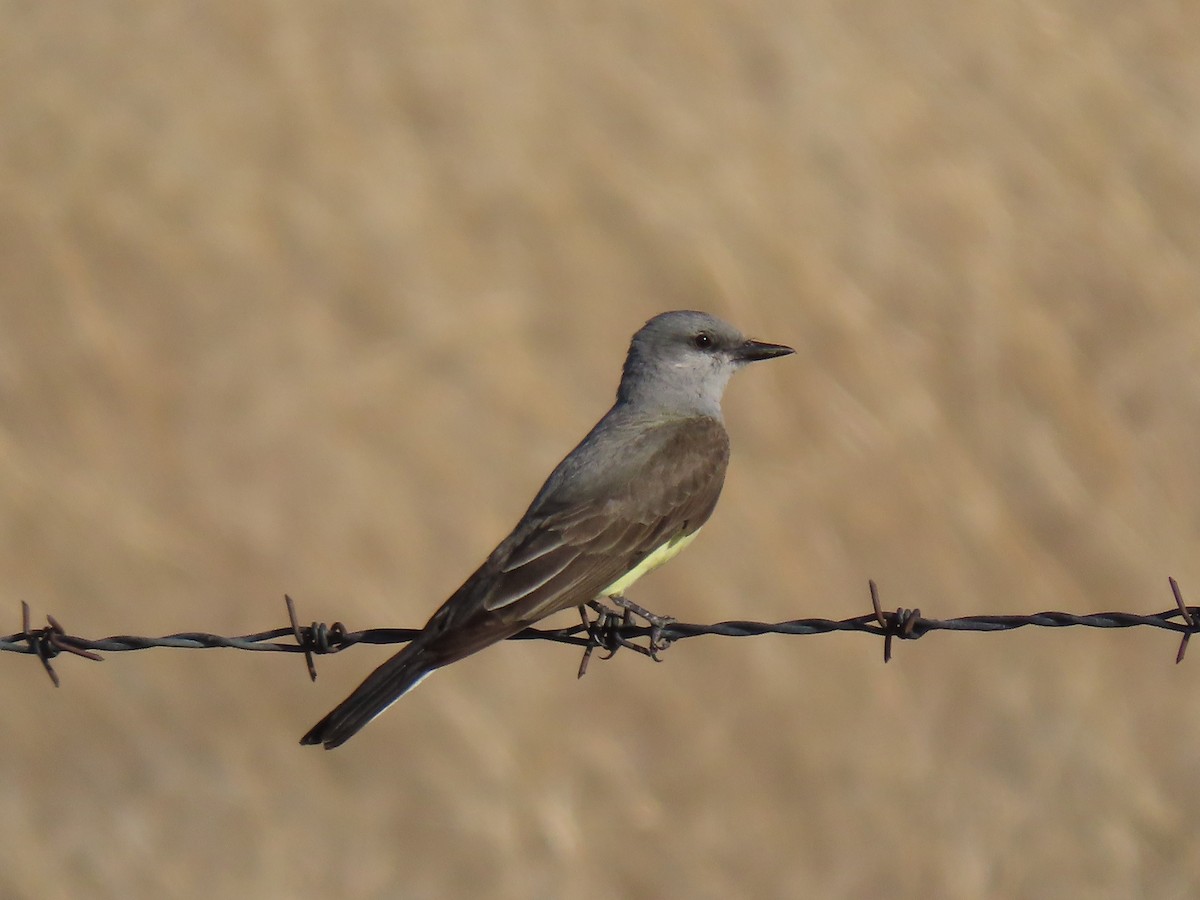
{"left": 478, "top": 415, "right": 730, "bottom": 621}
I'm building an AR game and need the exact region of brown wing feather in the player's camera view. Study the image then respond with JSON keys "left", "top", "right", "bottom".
{"left": 419, "top": 416, "right": 729, "bottom": 662}
{"left": 488, "top": 417, "right": 727, "bottom": 616}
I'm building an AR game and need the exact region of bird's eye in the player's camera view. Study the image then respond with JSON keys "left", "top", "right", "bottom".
{"left": 693, "top": 332, "right": 713, "bottom": 350}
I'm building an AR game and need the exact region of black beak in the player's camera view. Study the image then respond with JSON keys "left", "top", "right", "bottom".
{"left": 736, "top": 339, "right": 794, "bottom": 363}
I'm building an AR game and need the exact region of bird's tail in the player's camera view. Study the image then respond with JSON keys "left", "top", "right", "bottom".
{"left": 299, "top": 642, "right": 438, "bottom": 750}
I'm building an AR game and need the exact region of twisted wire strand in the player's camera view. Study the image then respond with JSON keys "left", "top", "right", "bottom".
{"left": 2, "top": 579, "right": 1196, "bottom": 686}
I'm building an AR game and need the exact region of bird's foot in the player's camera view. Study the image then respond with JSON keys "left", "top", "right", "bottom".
{"left": 576, "top": 597, "right": 675, "bottom": 669}
{"left": 609, "top": 596, "right": 676, "bottom": 661}
{"left": 576, "top": 602, "right": 626, "bottom": 678}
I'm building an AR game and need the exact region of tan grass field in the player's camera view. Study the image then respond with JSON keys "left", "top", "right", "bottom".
{"left": 3, "top": 3, "right": 1199, "bottom": 897}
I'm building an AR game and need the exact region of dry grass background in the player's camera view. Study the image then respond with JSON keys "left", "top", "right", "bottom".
{"left": 2, "top": 2, "right": 1199, "bottom": 898}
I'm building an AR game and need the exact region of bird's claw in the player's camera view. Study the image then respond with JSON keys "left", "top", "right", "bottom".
{"left": 576, "top": 598, "right": 675, "bottom": 677}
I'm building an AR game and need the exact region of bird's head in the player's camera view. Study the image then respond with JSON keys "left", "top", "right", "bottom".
{"left": 617, "top": 310, "right": 793, "bottom": 416}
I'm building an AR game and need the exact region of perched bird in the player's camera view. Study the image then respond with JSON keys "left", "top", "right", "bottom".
{"left": 301, "top": 310, "right": 793, "bottom": 748}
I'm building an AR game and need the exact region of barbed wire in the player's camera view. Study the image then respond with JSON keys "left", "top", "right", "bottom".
{"left": 1, "top": 579, "right": 1196, "bottom": 687}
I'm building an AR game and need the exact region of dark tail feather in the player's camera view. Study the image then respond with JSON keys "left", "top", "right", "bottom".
{"left": 300, "top": 643, "right": 437, "bottom": 749}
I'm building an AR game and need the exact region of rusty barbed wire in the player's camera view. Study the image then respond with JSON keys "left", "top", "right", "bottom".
{"left": 1, "top": 578, "right": 1197, "bottom": 687}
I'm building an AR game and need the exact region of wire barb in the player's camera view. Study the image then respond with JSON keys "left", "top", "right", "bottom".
{"left": 285, "top": 595, "right": 318, "bottom": 682}
{"left": 18, "top": 602, "right": 104, "bottom": 687}
{"left": 869, "top": 579, "right": 924, "bottom": 662}
{"left": 3, "top": 580, "right": 1199, "bottom": 685}
{"left": 1169, "top": 576, "right": 1194, "bottom": 663}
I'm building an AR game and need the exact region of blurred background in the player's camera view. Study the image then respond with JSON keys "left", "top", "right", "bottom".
{"left": 2, "top": 2, "right": 1199, "bottom": 898}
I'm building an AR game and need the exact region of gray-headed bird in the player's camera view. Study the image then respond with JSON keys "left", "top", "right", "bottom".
{"left": 301, "top": 310, "right": 792, "bottom": 748}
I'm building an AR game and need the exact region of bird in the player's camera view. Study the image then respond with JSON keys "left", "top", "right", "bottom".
{"left": 301, "top": 310, "right": 793, "bottom": 748}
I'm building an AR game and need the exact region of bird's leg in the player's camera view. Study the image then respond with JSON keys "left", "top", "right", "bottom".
{"left": 577, "top": 598, "right": 676, "bottom": 673}
{"left": 606, "top": 595, "right": 676, "bottom": 662}
{"left": 587, "top": 599, "right": 628, "bottom": 658}
{"left": 586, "top": 598, "right": 654, "bottom": 658}
{"left": 577, "top": 601, "right": 624, "bottom": 678}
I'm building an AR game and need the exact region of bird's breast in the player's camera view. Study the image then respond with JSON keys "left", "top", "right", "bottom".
{"left": 598, "top": 527, "right": 703, "bottom": 598}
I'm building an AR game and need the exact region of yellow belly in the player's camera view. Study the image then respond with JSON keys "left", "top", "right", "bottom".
{"left": 599, "top": 527, "right": 702, "bottom": 598}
